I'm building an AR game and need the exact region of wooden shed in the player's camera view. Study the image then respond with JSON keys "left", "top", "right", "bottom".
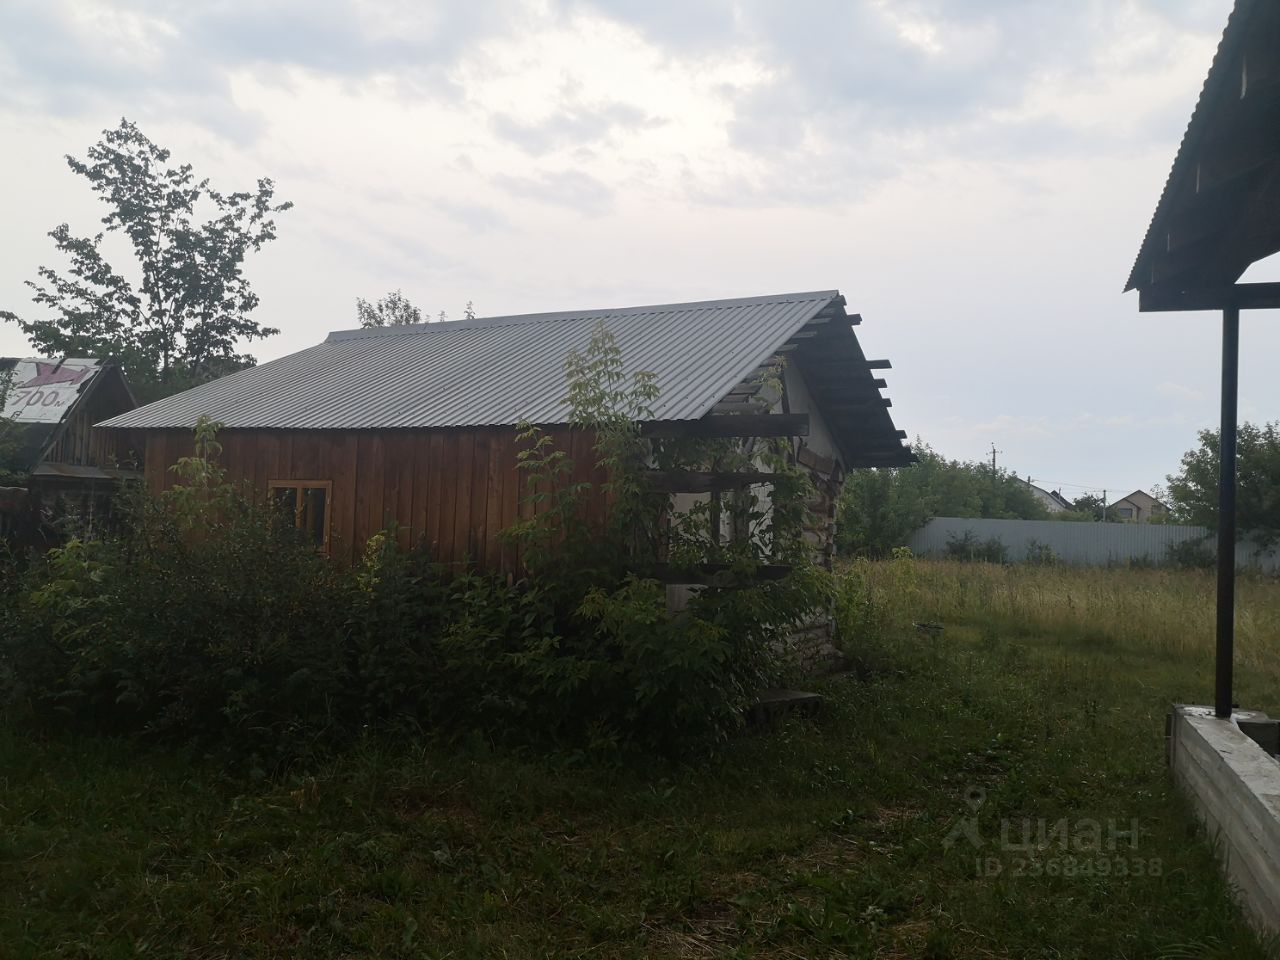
{"left": 1, "top": 357, "right": 138, "bottom": 539}
{"left": 96, "top": 291, "right": 913, "bottom": 569}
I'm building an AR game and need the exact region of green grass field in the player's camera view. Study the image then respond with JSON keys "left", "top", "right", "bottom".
{"left": 4, "top": 558, "right": 1279, "bottom": 958}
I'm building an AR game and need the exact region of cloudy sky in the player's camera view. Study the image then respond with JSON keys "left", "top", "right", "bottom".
{"left": 2, "top": 0, "right": 1275, "bottom": 502}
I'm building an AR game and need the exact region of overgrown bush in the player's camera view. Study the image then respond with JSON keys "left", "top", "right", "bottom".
{"left": 1, "top": 423, "right": 353, "bottom": 763}
{"left": 943, "top": 530, "right": 1008, "bottom": 564}
{"left": 1165, "top": 538, "right": 1215, "bottom": 571}
{"left": 833, "top": 548, "right": 918, "bottom": 651}
{"left": 1024, "top": 539, "right": 1060, "bottom": 566}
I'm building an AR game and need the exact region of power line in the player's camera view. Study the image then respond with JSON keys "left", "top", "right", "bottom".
{"left": 1027, "top": 478, "right": 1145, "bottom": 492}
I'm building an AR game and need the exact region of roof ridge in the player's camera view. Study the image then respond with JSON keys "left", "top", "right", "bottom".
{"left": 325, "top": 290, "right": 841, "bottom": 343}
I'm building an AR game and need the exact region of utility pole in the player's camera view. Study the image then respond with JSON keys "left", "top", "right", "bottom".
{"left": 989, "top": 443, "right": 1000, "bottom": 474}
{"left": 1102, "top": 489, "right": 1107, "bottom": 522}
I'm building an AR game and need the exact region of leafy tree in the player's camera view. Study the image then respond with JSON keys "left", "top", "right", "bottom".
{"left": 356, "top": 289, "right": 423, "bottom": 328}
{"left": 1, "top": 119, "right": 291, "bottom": 401}
{"left": 1167, "top": 422, "right": 1280, "bottom": 548}
{"left": 1062, "top": 492, "right": 1125, "bottom": 522}
{"left": 356, "top": 292, "right": 477, "bottom": 328}
{"left": 837, "top": 441, "right": 1049, "bottom": 557}
{"left": 1070, "top": 492, "right": 1103, "bottom": 518}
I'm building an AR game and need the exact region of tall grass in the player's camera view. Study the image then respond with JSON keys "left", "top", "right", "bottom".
{"left": 841, "top": 556, "right": 1280, "bottom": 711}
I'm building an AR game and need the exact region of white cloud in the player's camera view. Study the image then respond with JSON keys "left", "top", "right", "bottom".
{"left": 969, "top": 414, "right": 1055, "bottom": 439}
{"left": 1157, "top": 381, "right": 1204, "bottom": 402}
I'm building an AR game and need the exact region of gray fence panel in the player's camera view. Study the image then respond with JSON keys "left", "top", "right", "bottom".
{"left": 906, "top": 517, "right": 1280, "bottom": 571}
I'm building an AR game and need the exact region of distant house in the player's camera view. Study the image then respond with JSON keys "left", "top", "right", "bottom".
{"left": 1, "top": 357, "right": 138, "bottom": 538}
{"left": 1109, "top": 489, "right": 1168, "bottom": 524}
{"left": 1023, "top": 480, "right": 1073, "bottom": 514}
{"left": 96, "top": 291, "right": 914, "bottom": 570}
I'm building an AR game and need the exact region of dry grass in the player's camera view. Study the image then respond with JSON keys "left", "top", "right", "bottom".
{"left": 849, "top": 556, "right": 1280, "bottom": 711}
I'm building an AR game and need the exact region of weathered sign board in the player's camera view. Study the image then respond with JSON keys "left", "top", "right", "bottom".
{"left": 1, "top": 359, "right": 101, "bottom": 424}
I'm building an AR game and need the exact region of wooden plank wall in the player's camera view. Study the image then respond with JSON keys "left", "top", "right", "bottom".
{"left": 135, "top": 426, "right": 608, "bottom": 571}
{"left": 45, "top": 368, "right": 140, "bottom": 468}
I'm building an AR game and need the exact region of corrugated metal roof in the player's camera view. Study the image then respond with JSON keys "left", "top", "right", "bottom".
{"left": 99, "top": 292, "right": 847, "bottom": 431}
{"left": 1125, "top": 0, "right": 1253, "bottom": 292}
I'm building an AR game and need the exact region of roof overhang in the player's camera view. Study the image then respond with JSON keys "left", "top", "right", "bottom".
{"left": 695, "top": 295, "right": 913, "bottom": 468}
{"left": 1128, "top": 0, "right": 1280, "bottom": 307}
{"left": 787, "top": 304, "right": 914, "bottom": 468}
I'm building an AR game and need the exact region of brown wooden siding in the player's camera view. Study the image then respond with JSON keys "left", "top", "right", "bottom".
{"left": 132, "top": 426, "right": 606, "bottom": 570}
{"left": 44, "top": 368, "right": 139, "bottom": 469}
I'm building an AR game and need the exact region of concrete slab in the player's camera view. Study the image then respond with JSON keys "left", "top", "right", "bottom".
{"left": 1169, "top": 704, "right": 1280, "bottom": 935}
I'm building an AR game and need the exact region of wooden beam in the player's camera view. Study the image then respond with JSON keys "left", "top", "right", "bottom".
{"left": 802, "top": 356, "right": 891, "bottom": 370}
{"left": 808, "top": 365, "right": 886, "bottom": 380}
{"left": 1138, "top": 282, "right": 1280, "bottom": 312}
{"left": 847, "top": 442, "right": 912, "bottom": 455}
{"left": 847, "top": 459, "right": 913, "bottom": 469}
{"left": 643, "top": 470, "right": 776, "bottom": 493}
{"left": 641, "top": 413, "right": 810, "bottom": 439}
{"left": 804, "top": 375, "right": 890, "bottom": 391}
{"left": 827, "top": 398, "right": 893, "bottom": 410}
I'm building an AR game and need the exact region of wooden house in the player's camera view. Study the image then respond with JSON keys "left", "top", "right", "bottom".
{"left": 1, "top": 357, "right": 138, "bottom": 539}
{"left": 96, "top": 291, "right": 913, "bottom": 570}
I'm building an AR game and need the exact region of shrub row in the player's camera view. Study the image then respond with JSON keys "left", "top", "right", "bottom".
{"left": 0, "top": 481, "right": 829, "bottom": 765}
{"left": 2, "top": 330, "right": 841, "bottom": 763}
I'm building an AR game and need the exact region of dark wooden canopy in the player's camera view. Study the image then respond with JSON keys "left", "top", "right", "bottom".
{"left": 1127, "top": 0, "right": 1280, "bottom": 311}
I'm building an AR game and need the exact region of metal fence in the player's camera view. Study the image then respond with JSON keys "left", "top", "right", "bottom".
{"left": 906, "top": 516, "right": 1280, "bottom": 572}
